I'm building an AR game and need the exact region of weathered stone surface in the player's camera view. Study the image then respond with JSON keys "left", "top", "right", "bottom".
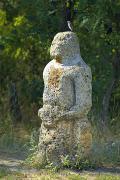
{"left": 38, "top": 32, "right": 92, "bottom": 166}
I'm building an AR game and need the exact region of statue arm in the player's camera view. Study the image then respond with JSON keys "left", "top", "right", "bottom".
{"left": 58, "top": 67, "right": 92, "bottom": 120}
{"left": 71, "top": 67, "right": 92, "bottom": 115}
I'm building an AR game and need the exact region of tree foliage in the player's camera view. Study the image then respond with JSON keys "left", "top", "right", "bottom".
{"left": 0, "top": 0, "right": 120, "bottom": 133}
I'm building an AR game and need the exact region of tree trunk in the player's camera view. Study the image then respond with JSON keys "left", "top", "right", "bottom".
{"left": 101, "top": 51, "right": 120, "bottom": 126}
{"left": 9, "top": 81, "right": 22, "bottom": 123}
{"left": 101, "top": 77, "right": 115, "bottom": 125}
{"left": 59, "top": 0, "right": 67, "bottom": 31}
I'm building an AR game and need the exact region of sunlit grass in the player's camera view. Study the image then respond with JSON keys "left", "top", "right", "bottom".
{"left": 0, "top": 168, "right": 119, "bottom": 180}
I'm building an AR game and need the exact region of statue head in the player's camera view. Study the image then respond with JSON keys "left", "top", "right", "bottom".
{"left": 50, "top": 32, "right": 80, "bottom": 64}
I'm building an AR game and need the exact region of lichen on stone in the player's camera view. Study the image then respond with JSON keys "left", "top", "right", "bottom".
{"left": 48, "top": 65, "right": 63, "bottom": 90}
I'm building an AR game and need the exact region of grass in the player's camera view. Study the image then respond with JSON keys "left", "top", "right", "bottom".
{"left": 0, "top": 168, "right": 119, "bottom": 180}
{"left": 0, "top": 166, "right": 11, "bottom": 179}
{"left": 89, "top": 139, "right": 120, "bottom": 168}
{"left": 0, "top": 124, "right": 120, "bottom": 180}
{"left": 96, "top": 174, "right": 120, "bottom": 180}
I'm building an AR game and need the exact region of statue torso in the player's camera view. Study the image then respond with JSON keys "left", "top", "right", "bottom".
{"left": 43, "top": 60, "right": 89, "bottom": 110}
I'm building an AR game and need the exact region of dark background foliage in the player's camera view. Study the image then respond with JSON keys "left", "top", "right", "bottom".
{"left": 0, "top": 0, "right": 120, "bottom": 136}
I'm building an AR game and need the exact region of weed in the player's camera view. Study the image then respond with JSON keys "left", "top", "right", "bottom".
{"left": 0, "top": 166, "right": 11, "bottom": 178}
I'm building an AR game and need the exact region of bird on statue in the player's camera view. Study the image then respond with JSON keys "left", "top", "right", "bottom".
{"left": 66, "top": 0, "right": 73, "bottom": 31}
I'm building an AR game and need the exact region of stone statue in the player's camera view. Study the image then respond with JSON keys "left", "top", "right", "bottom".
{"left": 38, "top": 32, "right": 92, "bottom": 166}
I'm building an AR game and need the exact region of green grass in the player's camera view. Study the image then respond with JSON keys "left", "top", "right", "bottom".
{"left": 0, "top": 169, "right": 119, "bottom": 180}
{"left": 0, "top": 167, "right": 11, "bottom": 179}
{"left": 96, "top": 174, "right": 120, "bottom": 180}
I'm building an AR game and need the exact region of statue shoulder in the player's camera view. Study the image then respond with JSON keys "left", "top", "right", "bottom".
{"left": 81, "top": 65, "right": 92, "bottom": 82}
{"left": 74, "top": 65, "right": 92, "bottom": 82}
{"left": 85, "top": 65, "right": 92, "bottom": 79}
{"left": 43, "top": 60, "right": 54, "bottom": 78}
